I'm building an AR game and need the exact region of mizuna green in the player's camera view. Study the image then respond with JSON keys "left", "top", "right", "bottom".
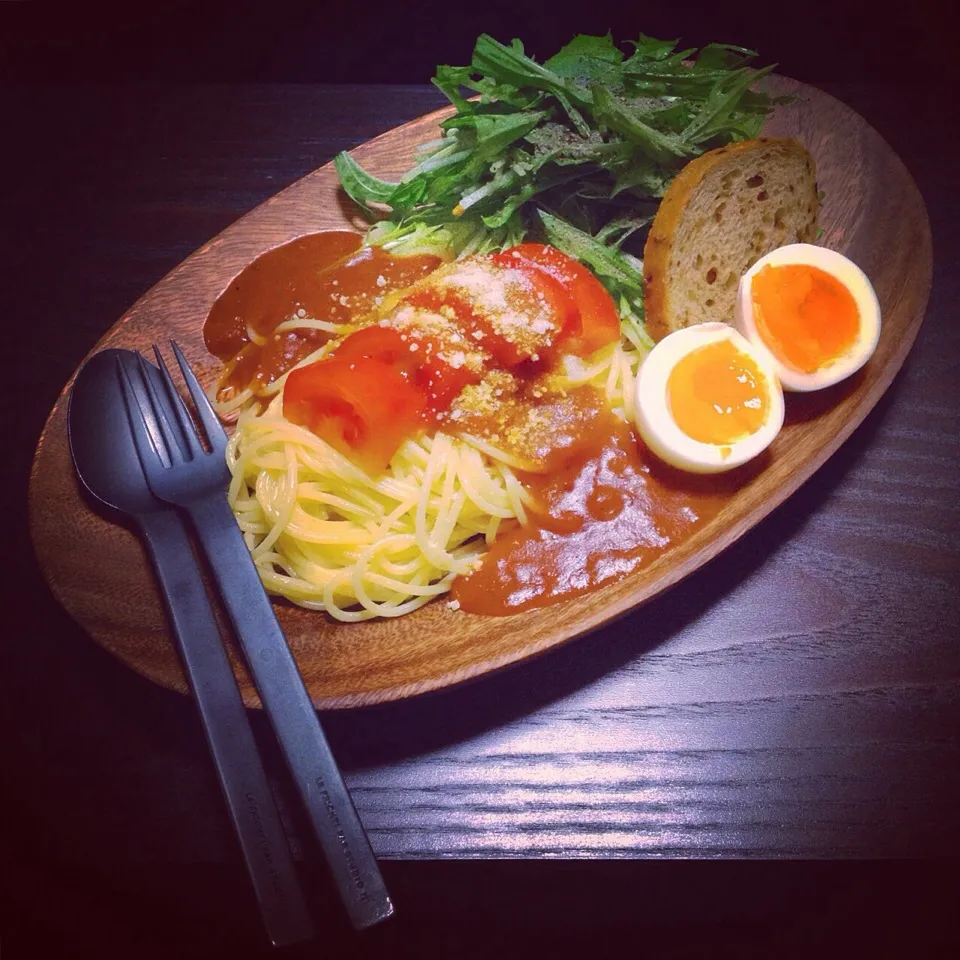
{"left": 334, "top": 31, "right": 787, "bottom": 343}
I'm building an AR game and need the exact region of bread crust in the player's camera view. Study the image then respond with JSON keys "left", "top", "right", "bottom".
{"left": 643, "top": 137, "right": 819, "bottom": 343}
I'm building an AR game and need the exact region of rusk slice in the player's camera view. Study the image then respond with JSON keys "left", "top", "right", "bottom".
{"left": 643, "top": 137, "right": 819, "bottom": 342}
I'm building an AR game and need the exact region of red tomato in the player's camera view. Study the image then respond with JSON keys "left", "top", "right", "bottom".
{"left": 403, "top": 286, "right": 524, "bottom": 366}
{"left": 491, "top": 251, "right": 580, "bottom": 346}
{"left": 495, "top": 244, "right": 621, "bottom": 356}
{"left": 414, "top": 359, "right": 480, "bottom": 417}
{"left": 405, "top": 274, "right": 569, "bottom": 370}
{"left": 283, "top": 356, "right": 426, "bottom": 475}
{"left": 332, "top": 324, "right": 477, "bottom": 420}
{"left": 331, "top": 325, "right": 412, "bottom": 369}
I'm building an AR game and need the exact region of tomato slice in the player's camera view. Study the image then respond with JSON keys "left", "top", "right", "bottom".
{"left": 283, "top": 356, "right": 426, "bottom": 475}
{"left": 496, "top": 244, "right": 621, "bottom": 356}
{"left": 403, "top": 286, "right": 524, "bottom": 367}
{"left": 414, "top": 358, "right": 480, "bottom": 417}
{"left": 331, "top": 324, "right": 477, "bottom": 420}
{"left": 405, "top": 272, "right": 570, "bottom": 371}
{"left": 331, "top": 324, "right": 412, "bottom": 369}
{"left": 491, "top": 251, "right": 580, "bottom": 345}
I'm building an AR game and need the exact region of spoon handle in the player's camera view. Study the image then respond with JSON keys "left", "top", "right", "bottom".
{"left": 183, "top": 492, "right": 393, "bottom": 931}
{"left": 138, "top": 509, "right": 314, "bottom": 947}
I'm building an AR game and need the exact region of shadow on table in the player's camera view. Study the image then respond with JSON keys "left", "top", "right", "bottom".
{"left": 321, "top": 371, "right": 904, "bottom": 768}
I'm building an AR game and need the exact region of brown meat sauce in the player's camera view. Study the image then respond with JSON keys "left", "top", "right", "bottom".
{"left": 452, "top": 395, "right": 728, "bottom": 615}
{"left": 204, "top": 231, "right": 731, "bottom": 614}
{"left": 204, "top": 231, "right": 442, "bottom": 397}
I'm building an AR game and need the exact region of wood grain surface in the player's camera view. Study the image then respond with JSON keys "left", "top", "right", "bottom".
{"left": 6, "top": 80, "right": 959, "bottom": 881}
{"left": 30, "top": 80, "right": 931, "bottom": 708}
{"left": 28, "top": 77, "right": 932, "bottom": 709}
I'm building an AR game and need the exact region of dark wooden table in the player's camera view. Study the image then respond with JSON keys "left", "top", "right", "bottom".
{"left": 3, "top": 83, "right": 959, "bottom": 957}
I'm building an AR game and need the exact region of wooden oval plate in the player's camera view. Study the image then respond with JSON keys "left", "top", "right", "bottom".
{"left": 29, "top": 78, "right": 931, "bottom": 709}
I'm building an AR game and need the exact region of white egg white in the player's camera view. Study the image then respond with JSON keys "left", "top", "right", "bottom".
{"left": 633, "top": 323, "right": 785, "bottom": 475}
{"left": 735, "top": 243, "right": 881, "bottom": 392}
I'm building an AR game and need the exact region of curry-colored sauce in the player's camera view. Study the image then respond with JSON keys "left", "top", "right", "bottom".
{"left": 205, "top": 230, "right": 737, "bottom": 615}
{"left": 452, "top": 391, "right": 731, "bottom": 616}
{"left": 451, "top": 378, "right": 613, "bottom": 470}
{"left": 204, "top": 231, "right": 443, "bottom": 396}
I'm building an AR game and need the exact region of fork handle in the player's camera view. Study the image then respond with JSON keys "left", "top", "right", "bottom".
{"left": 184, "top": 493, "right": 394, "bottom": 931}
{"left": 138, "top": 510, "right": 313, "bottom": 947}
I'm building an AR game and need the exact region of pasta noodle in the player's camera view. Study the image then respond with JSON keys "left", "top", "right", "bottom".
{"left": 227, "top": 397, "right": 526, "bottom": 621}
{"left": 218, "top": 312, "right": 645, "bottom": 619}
{"left": 204, "top": 193, "right": 659, "bottom": 622}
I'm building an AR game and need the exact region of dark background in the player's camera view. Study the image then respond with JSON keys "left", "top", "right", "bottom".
{"left": 3, "top": 1, "right": 958, "bottom": 958}
{"left": 0, "top": 0, "right": 954, "bottom": 87}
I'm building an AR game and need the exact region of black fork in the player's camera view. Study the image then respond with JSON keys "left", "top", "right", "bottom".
{"left": 118, "top": 343, "right": 394, "bottom": 930}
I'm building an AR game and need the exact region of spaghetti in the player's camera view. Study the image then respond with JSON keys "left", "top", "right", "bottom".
{"left": 207, "top": 235, "right": 649, "bottom": 619}
{"left": 222, "top": 338, "right": 642, "bottom": 620}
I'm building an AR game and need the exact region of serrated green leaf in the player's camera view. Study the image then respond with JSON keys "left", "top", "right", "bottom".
{"left": 443, "top": 110, "right": 547, "bottom": 162}
{"left": 590, "top": 83, "right": 688, "bottom": 162}
{"left": 694, "top": 43, "right": 757, "bottom": 71}
{"left": 546, "top": 32, "right": 624, "bottom": 67}
{"left": 682, "top": 63, "right": 775, "bottom": 143}
{"left": 432, "top": 64, "right": 477, "bottom": 110}
{"left": 595, "top": 214, "right": 655, "bottom": 247}
{"left": 626, "top": 33, "right": 680, "bottom": 61}
{"left": 333, "top": 151, "right": 399, "bottom": 216}
{"left": 611, "top": 161, "right": 672, "bottom": 198}
{"left": 337, "top": 28, "right": 785, "bottom": 285}
{"left": 386, "top": 176, "right": 429, "bottom": 213}
{"left": 471, "top": 34, "right": 593, "bottom": 134}
{"left": 543, "top": 32, "right": 624, "bottom": 83}
{"left": 538, "top": 209, "right": 644, "bottom": 291}
{"left": 480, "top": 166, "right": 583, "bottom": 228}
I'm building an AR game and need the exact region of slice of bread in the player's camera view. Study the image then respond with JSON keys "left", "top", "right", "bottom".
{"left": 642, "top": 137, "right": 819, "bottom": 342}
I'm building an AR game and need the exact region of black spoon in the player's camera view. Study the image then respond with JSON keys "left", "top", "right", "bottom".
{"left": 67, "top": 348, "right": 313, "bottom": 948}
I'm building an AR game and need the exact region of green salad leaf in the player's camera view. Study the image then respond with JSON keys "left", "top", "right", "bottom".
{"left": 332, "top": 30, "right": 786, "bottom": 340}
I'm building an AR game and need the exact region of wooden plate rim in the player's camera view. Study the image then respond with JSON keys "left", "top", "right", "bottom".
{"left": 28, "top": 78, "right": 933, "bottom": 709}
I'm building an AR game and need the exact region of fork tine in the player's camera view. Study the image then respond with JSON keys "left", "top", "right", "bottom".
{"left": 117, "top": 354, "right": 172, "bottom": 471}
{"left": 134, "top": 352, "right": 189, "bottom": 466}
{"left": 170, "top": 340, "right": 228, "bottom": 456}
{"left": 150, "top": 345, "right": 205, "bottom": 460}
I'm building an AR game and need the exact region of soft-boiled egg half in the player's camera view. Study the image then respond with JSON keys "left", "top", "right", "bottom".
{"left": 634, "top": 323, "right": 785, "bottom": 474}
{"left": 736, "top": 243, "right": 881, "bottom": 392}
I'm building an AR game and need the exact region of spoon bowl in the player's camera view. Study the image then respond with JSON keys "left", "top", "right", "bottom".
{"left": 65, "top": 347, "right": 317, "bottom": 944}
{"left": 67, "top": 349, "right": 162, "bottom": 515}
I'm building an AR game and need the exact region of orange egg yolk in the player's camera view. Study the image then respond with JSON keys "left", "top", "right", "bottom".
{"left": 750, "top": 263, "right": 860, "bottom": 374}
{"left": 667, "top": 339, "right": 770, "bottom": 445}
